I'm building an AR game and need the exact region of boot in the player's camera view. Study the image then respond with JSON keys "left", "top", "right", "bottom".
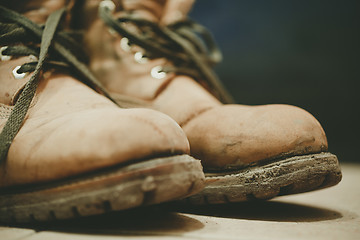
{"left": 0, "top": 0, "right": 205, "bottom": 223}
{"left": 79, "top": 0, "right": 342, "bottom": 203}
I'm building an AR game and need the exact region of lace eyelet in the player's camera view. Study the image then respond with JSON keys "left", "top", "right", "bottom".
{"left": 99, "top": 0, "right": 116, "bottom": 12}
{"left": 12, "top": 66, "right": 27, "bottom": 79}
{"left": 120, "top": 37, "right": 131, "bottom": 52}
{"left": 0, "top": 46, "right": 11, "bottom": 61}
{"left": 151, "top": 66, "right": 167, "bottom": 79}
{"left": 134, "top": 52, "right": 148, "bottom": 64}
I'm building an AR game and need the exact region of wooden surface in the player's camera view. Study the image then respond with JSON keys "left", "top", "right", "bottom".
{"left": 1, "top": 163, "right": 359, "bottom": 240}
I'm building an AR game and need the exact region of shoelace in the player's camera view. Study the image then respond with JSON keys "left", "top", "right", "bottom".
{"left": 98, "top": 1, "right": 234, "bottom": 104}
{"left": 0, "top": 6, "right": 116, "bottom": 163}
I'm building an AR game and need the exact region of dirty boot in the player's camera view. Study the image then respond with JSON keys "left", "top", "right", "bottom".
{"left": 79, "top": 0, "right": 341, "bottom": 204}
{"left": 0, "top": 0, "right": 205, "bottom": 223}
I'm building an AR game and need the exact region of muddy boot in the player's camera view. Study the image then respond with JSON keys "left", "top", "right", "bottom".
{"left": 0, "top": 0, "right": 205, "bottom": 223}
{"left": 79, "top": 0, "right": 341, "bottom": 204}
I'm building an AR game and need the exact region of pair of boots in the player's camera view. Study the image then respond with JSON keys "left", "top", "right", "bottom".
{"left": 0, "top": 0, "right": 341, "bottom": 223}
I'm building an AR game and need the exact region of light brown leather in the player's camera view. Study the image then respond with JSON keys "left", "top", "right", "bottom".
{"left": 81, "top": 0, "right": 329, "bottom": 170}
{"left": 182, "top": 103, "right": 327, "bottom": 169}
{"left": 2, "top": 0, "right": 70, "bottom": 24}
{"left": 83, "top": 17, "right": 173, "bottom": 100}
{"left": 161, "top": 0, "right": 195, "bottom": 25}
{"left": 0, "top": 57, "right": 30, "bottom": 106}
{"left": 0, "top": 2, "right": 190, "bottom": 187}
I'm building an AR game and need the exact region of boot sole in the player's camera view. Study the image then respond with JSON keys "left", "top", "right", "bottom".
{"left": 0, "top": 154, "right": 204, "bottom": 223}
{"left": 183, "top": 152, "right": 341, "bottom": 204}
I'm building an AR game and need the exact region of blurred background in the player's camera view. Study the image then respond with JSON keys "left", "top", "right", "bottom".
{"left": 190, "top": 0, "right": 360, "bottom": 163}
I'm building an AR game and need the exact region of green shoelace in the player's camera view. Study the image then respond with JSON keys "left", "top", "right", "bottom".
{"left": 0, "top": 6, "right": 115, "bottom": 163}
{"left": 98, "top": 1, "right": 234, "bottom": 104}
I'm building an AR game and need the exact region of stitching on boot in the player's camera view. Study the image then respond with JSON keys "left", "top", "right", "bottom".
{"left": 126, "top": 114, "right": 167, "bottom": 139}
{"left": 180, "top": 106, "right": 215, "bottom": 128}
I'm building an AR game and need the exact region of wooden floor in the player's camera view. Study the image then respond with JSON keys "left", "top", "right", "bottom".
{"left": 1, "top": 163, "right": 359, "bottom": 240}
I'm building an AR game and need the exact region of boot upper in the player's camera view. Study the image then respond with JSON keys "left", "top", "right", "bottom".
{"left": 0, "top": 2, "right": 190, "bottom": 188}
{"left": 80, "top": 0, "right": 329, "bottom": 170}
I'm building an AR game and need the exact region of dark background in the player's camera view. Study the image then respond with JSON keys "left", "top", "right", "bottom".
{"left": 189, "top": 0, "right": 360, "bottom": 163}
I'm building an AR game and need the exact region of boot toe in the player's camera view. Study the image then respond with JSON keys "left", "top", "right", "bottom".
{"left": 3, "top": 108, "right": 189, "bottom": 186}
{"left": 183, "top": 104, "right": 328, "bottom": 170}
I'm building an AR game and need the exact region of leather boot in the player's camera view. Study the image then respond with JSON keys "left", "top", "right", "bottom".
{"left": 0, "top": 0, "right": 205, "bottom": 223}
{"left": 79, "top": 0, "right": 342, "bottom": 203}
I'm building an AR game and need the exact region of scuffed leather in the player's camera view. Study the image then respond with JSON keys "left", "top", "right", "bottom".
{"left": 0, "top": 70, "right": 190, "bottom": 187}
{"left": 0, "top": 1, "right": 190, "bottom": 187}
{"left": 182, "top": 103, "right": 328, "bottom": 169}
{"left": 83, "top": 18, "right": 174, "bottom": 100}
{"left": 81, "top": 0, "right": 329, "bottom": 169}
{"left": 0, "top": 57, "right": 30, "bottom": 105}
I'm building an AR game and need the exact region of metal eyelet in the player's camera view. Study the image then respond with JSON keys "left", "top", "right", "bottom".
{"left": 0, "top": 46, "right": 11, "bottom": 61}
{"left": 120, "top": 37, "right": 131, "bottom": 52}
{"left": 99, "top": 0, "right": 116, "bottom": 12}
{"left": 151, "top": 66, "right": 167, "bottom": 79}
{"left": 12, "top": 66, "right": 27, "bottom": 79}
{"left": 134, "top": 52, "right": 148, "bottom": 64}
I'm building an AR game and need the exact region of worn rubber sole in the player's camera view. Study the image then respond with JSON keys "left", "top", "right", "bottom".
{"left": 184, "top": 152, "right": 341, "bottom": 204}
{"left": 0, "top": 155, "right": 205, "bottom": 223}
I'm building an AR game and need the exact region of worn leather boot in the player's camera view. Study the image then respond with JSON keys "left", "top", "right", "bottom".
{"left": 80, "top": 0, "right": 342, "bottom": 204}
{"left": 0, "top": 0, "right": 205, "bottom": 223}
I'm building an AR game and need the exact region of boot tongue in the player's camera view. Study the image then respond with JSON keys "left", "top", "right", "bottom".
{"left": 120, "top": 0, "right": 166, "bottom": 22}
{"left": 161, "top": 0, "right": 195, "bottom": 25}
{"left": 2, "top": 0, "right": 69, "bottom": 24}
{"left": 120, "top": 0, "right": 194, "bottom": 25}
